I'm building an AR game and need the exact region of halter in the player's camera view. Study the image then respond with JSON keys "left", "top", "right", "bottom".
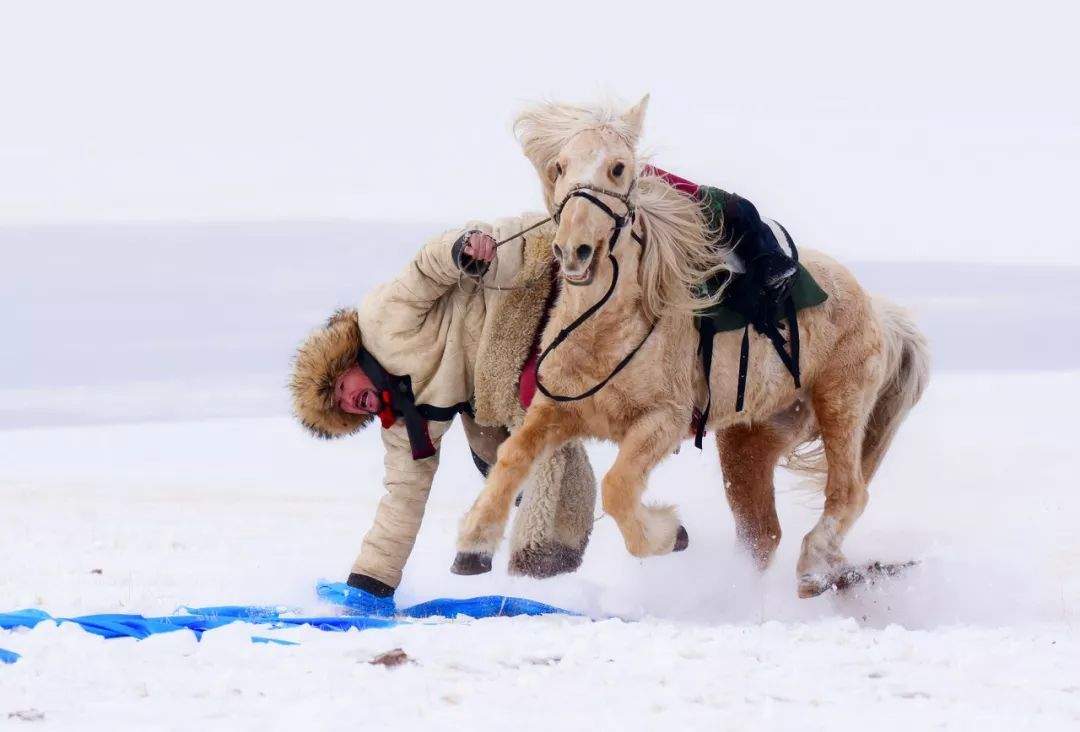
{"left": 535, "top": 179, "right": 657, "bottom": 403}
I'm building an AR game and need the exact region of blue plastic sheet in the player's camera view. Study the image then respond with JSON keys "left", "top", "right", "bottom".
{"left": 0, "top": 583, "right": 576, "bottom": 654}
{"left": 251, "top": 636, "right": 300, "bottom": 646}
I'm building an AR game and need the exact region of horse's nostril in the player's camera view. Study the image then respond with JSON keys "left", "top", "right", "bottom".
{"left": 576, "top": 245, "right": 593, "bottom": 261}
{"left": 553, "top": 244, "right": 564, "bottom": 259}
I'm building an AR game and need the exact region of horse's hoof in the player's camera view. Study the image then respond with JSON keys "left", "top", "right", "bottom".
{"left": 508, "top": 542, "right": 584, "bottom": 578}
{"left": 450, "top": 552, "right": 492, "bottom": 575}
{"left": 672, "top": 525, "right": 689, "bottom": 552}
{"left": 797, "top": 573, "right": 830, "bottom": 598}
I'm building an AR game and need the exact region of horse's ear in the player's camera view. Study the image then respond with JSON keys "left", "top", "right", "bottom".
{"left": 622, "top": 94, "right": 650, "bottom": 145}
{"left": 545, "top": 159, "right": 560, "bottom": 184}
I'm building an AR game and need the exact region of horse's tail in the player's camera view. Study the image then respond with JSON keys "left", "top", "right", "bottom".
{"left": 860, "top": 297, "right": 931, "bottom": 480}
{"left": 785, "top": 297, "right": 929, "bottom": 484}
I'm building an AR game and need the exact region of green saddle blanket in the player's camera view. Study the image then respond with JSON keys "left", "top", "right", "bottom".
{"left": 695, "top": 263, "right": 828, "bottom": 333}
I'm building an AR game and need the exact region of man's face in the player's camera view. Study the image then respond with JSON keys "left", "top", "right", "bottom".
{"left": 334, "top": 365, "right": 380, "bottom": 415}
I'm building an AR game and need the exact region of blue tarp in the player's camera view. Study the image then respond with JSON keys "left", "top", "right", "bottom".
{"left": 0, "top": 582, "right": 577, "bottom": 660}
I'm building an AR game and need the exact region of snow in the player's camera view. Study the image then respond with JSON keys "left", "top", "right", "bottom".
{"left": 3, "top": 1, "right": 1079, "bottom": 718}
{"left": 3, "top": 218, "right": 1080, "bottom": 727}
{"left": 3, "top": 363, "right": 1080, "bottom": 727}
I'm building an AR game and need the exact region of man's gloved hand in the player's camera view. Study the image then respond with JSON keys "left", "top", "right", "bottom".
{"left": 453, "top": 230, "right": 498, "bottom": 276}
{"left": 463, "top": 231, "right": 497, "bottom": 263}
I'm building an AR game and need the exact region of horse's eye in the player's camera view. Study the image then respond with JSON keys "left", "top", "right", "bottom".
{"left": 611, "top": 162, "right": 625, "bottom": 178}
{"left": 555, "top": 162, "right": 563, "bottom": 177}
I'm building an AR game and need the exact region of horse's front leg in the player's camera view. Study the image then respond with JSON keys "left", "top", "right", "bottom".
{"left": 452, "top": 404, "right": 575, "bottom": 574}
{"left": 603, "top": 410, "right": 687, "bottom": 558}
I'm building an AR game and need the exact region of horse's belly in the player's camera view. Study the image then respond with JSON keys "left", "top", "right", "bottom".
{"left": 705, "top": 328, "right": 806, "bottom": 423}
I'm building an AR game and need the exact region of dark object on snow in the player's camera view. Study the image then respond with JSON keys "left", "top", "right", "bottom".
{"left": 369, "top": 648, "right": 410, "bottom": 668}
{"left": 829, "top": 561, "right": 920, "bottom": 593}
{"left": 797, "top": 560, "right": 921, "bottom": 597}
{"left": 8, "top": 709, "right": 44, "bottom": 722}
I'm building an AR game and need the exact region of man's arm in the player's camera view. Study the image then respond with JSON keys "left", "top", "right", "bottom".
{"left": 407, "top": 223, "right": 498, "bottom": 289}
{"left": 348, "top": 420, "right": 451, "bottom": 592}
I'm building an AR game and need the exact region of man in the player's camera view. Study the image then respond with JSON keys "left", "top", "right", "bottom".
{"left": 290, "top": 215, "right": 596, "bottom": 608}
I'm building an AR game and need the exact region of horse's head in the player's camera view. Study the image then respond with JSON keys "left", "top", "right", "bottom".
{"left": 516, "top": 96, "right": 650, "bottom": 287}
{"left": 516, "top": 96, "right": 724, "bottom": 320}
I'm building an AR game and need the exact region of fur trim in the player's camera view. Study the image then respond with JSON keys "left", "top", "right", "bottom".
{"left": 290, "top": 308, "right": 374, "bottom": 439}
{"left": 472, "top": 226, "right": 555, "bottom": 428}
{"left": 508, "top": 440, "right": 596, "bottom": 578}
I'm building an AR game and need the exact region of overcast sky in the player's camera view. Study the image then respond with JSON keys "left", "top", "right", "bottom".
{"left": 2, "top": 1, "right": 1077, "bottom": 263}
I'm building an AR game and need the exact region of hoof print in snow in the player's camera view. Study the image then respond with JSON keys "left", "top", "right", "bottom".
{"left": 369, "top": 648, "right": 411, "bottom": 668}
{"left": 8, "top": 709, "right": 45, "bottom": 722}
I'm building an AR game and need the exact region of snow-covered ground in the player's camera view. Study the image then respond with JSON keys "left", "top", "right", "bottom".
{"left": 2, "top": 221, "right": 1080, "bottom": 728}
{"left": 2, "top": 371, "right": 1079, "bottom": 729}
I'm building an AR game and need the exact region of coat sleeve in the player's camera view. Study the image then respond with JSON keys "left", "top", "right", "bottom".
{"left": 349, "top": 420, "right": 451, "bottom": 588}
{"left": 369, "top": 219, "right": 528, "bottom": 336}
{"left": 400, "top": 221, "right": 494, "bottom": 293}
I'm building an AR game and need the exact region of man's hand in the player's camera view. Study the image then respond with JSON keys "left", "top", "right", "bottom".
{"left": 462, "top": 231, "right": 497, "bottom": 263}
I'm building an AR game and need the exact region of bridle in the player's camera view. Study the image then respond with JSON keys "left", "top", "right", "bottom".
{"left": 456, "top": 175, "right": 658, "bottom": 403}
{"left": 534, "top": 178, "right": 658, "bottom": 403}
{"left": 551, "top": 180, "right": 637, "bottom": 248}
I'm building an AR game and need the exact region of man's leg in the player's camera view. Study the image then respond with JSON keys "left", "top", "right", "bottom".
{"left": 460, "top": 412, "right": 509, "bottom": 477}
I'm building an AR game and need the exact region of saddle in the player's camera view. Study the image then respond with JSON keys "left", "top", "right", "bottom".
{"left": 691, "top": 189, "right": 828, "bottom": 449}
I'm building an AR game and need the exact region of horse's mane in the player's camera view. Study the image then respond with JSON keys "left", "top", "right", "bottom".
{"left": 515, "top": 100, "right": 728, "bottom": 320}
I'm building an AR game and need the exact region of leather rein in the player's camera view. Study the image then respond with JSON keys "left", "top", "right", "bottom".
{"left": 458, "top": 179, "right": 657, "bottom": 403}
{"left": 534, "top": 181, "right": 657, "bottom": 403}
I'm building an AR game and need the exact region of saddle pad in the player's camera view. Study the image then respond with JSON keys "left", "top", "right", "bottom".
{"left": 696, "top": 264, "right": 828, "bottom": 333}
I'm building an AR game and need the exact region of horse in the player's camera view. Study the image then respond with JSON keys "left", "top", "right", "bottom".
{"left": 455, "top": 96, "right": 930, "bottom": 597}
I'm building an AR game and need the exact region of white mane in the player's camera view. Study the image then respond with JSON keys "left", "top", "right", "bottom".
{"left": 514, "top": 100, "right": 729, "bottom": 318}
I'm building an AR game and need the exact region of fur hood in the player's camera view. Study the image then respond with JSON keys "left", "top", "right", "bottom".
{"left": 290, "top": 308, "right": 373, "bottom": 439}
{"left": 291, "top": 215, "right": 556, "bottom": 440}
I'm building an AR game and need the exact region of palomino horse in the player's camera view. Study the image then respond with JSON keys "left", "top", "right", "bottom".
{"left": 456, "top": 96, "right": 929, "bottom": 597}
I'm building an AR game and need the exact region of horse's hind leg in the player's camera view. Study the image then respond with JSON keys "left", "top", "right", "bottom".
{"left": 453, "top": 404, "right": 574, "bottom": 573}
{"left": 797, "top": 373, "right": 874, "bottom": 598}
{"left": 717, "top": 400, "right": 812, "bottom": 569}
{"left": 602, "top": 412, "right": 686, "bottom": 557}
{"left": 716, "top": 431, "right": 784, "bottom": 569}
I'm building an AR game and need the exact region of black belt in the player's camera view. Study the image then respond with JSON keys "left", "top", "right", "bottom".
{"left": 356, "top": 346, "right": 471, "bottom": 460}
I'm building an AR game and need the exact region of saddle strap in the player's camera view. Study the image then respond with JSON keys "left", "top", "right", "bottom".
{"left": 694, "top": 237, "right": 803, "bottom": 448}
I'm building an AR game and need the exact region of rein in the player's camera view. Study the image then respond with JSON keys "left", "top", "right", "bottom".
{"left": 457, "top": 179, "right": 656, "bottom": 403}
{"left": 534, "top": 181, "right": 657, "bottom": 403}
